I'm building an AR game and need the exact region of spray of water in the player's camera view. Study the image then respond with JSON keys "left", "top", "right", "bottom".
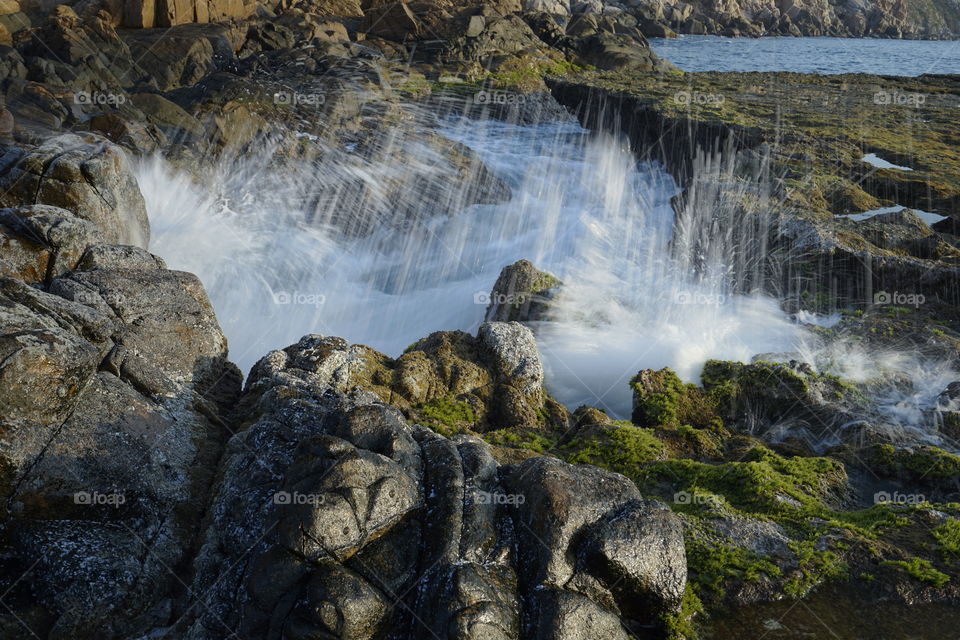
{"left": 141, "top": 110, "right": 957, "bottom": 444}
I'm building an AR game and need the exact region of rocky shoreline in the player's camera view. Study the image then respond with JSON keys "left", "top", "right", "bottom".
{"left": 1, "top": 2, "right": 960, "bottom": 639}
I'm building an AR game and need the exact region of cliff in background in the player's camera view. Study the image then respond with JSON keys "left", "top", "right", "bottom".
{"left": 630, "top": 0, "right": 960, "bottom": 39}
{"left": 2, "top": 0, "right": 958, "bottom": 40}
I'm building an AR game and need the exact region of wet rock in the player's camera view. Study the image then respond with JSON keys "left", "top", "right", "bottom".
{"left": 121, "top": 27, "right": 217, "bottom": 91}
{"left": 583, "top": 499, "right": 687, "bottom": 618}
{"left": 485, "top": 259, "right": 562, "bottom": 322}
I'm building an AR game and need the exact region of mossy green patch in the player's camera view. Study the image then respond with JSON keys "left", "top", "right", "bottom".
{"left": 483, "top": 428, "right": 553, "bottom": 454}
{"left": 686, "top": 534, "right": 782, "bottom": 597}
{"left": 563, "top": 425, "right": 665, "bottom": 475}
{"left": 662, "top": 583, "right": 704, "bottom": 640}
{"left": 631, "top": 368, "right": 721, "bottom": 429}
{"left": 932, "top": 519, "right": 960, "bottom": 561}
{"left": 418, "top": 397, "right": 476, "bottom": 437}
{"left": 882, "top": 557, "right": 950, "bottom": 588}
{"left": 784, "top": 540, "right": 848, "bottom": 598}
{"left": 634, "top": 447, "right": 846, "bottom": 517}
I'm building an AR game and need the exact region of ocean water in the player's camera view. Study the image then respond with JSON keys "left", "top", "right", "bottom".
{"left": 649, "top": 35, "right": 960, "bottom": 76}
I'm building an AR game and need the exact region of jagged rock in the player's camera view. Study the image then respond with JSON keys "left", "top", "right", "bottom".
{"left": 0, "top": 248, "right": 239, "bottom": 638}
{"left": 363, "top": 1, "right": 421, "bottom": 41}
{"left": 0, "top": 134, "right": 150, "bottom": 248}
{"left": 477, "top": 321, "right": 545, "bottom": 396}
{"left": 0, "top": 205, "right": 103, "bottom": 283}
{"left": 180, "top": 334, "right": 684, "bottom": 640}
{"left": 506, "top": 456, "right": 643, "bottom": 588}
{"left": 121, "top": 26, "right": 217, "bottom": 91}
{"left": 485, "top": 258, "right": 561, "bottom": 322}
{"left": 250, "top": 323, "right": 559, "bottom": 433}
{"left": 702, "top": 359, "right": 868, "bottom": 441}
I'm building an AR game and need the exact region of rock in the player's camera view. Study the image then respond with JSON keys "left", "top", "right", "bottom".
{"left": 702, "top": 359, "right": 868, "bottom": 440}
{"left": 178, "top": 339, "right": 687, "bottom": 639}
{"left": 0, "top": 205, "right": 102, "bottom": 283}
{"left": 290, "top": 0, "right": 364, "bottom": 17}
{"left": 0, "top": 251, "right": 239, "bottom": 638}
{"left": 363, "top": 1, "right": 421, "bottom": 41}
{"left": 0, "top": 135, "right": 150, "bottom": 248}
{"left": 123, "top": 0, "right": 254, "bottom": 27}
{"left": 49, "top": 265, "right": 231, "bottom": 387}
{"left": 87, "top": 112, "right": 164, "bottom": 153}
{"left": 130, "top": 91, "right": 204, "bottom": 140}
{"left": 477, "top": 321, "right": 544, "bottom": 396}
{"left": 582, "top": 499, "right": 687, "bottom": 618}
{"left": 247, "top": 323, "right": 560, "bottom": 433}
{"left": 466, "top": 13, "right": 485, "bottom": 37}
{"left": 575, "top": 32, "right": 674, "bottom": 72}
{"left": 638, "top": 20, "right": 676, "bottom": 37}
{"left": 485, "top": 258, "right": 562, "bottom": 322}
{"left": 506, "top": 456, "right": 642, "bottom": 588}
{"left": 530, "top": 590, "right": 632, "bottom": 640}
{"left": 523, "top": 0, "right": 570, "bottom": 15}
{"left": 120, "top": 26, "right": 217, "bottom": 91}
{"left": 75, "top": 243, "right": 167, "bottom": 270}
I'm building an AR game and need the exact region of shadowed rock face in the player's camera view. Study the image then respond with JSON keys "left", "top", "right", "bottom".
{"left": 0, "top": 248, "right": 241, "bottom": 638}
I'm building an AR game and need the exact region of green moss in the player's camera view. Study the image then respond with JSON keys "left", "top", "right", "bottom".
{"left": 882, "top": 557, "right": 950, "bottom": 588}
{"left": 563, "top": 425, "right": 664, "bottom": 475}
{"left": 898, "top": 447, "right": 960, "bottom": 479}
{"left": 687, "top": 535, "right": 782, "bottom": 597}
{"left": 488, "top": 58, "right": 584, "bottom": 92}
{"left": 418, "top": 397, "right": 476, "bottom": 436}
{"left": 662, "top": 584, "right": 704, "bottom": 640}
{"left": 636, "top": 447, "right": 846, "bottom": 517}
{"left": 828, "top": 504, "right": 909, "bottom": 538}
{"left": 483, "top": 429, "right": 552, "bottom": 454}
{"left": 631, "top": 368, "right": 720, "bottom": 429}
{"left": 784, "top": 540, "right": 848, "bottom": 598}
{"left": 932, "top": 519, "right": 960, "bottom": 561}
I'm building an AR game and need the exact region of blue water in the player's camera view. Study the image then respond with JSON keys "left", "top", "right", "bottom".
{"left": 649, "top": 36, "right": 960, "bottom": 76}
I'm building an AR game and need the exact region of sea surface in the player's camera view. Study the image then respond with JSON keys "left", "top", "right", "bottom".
{"left": 649, "top": 35, "right": 960, "bottom": 76}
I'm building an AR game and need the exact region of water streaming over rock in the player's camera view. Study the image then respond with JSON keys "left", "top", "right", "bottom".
{"left": 141, "top": 111, "right": 956, "bottom": 442}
